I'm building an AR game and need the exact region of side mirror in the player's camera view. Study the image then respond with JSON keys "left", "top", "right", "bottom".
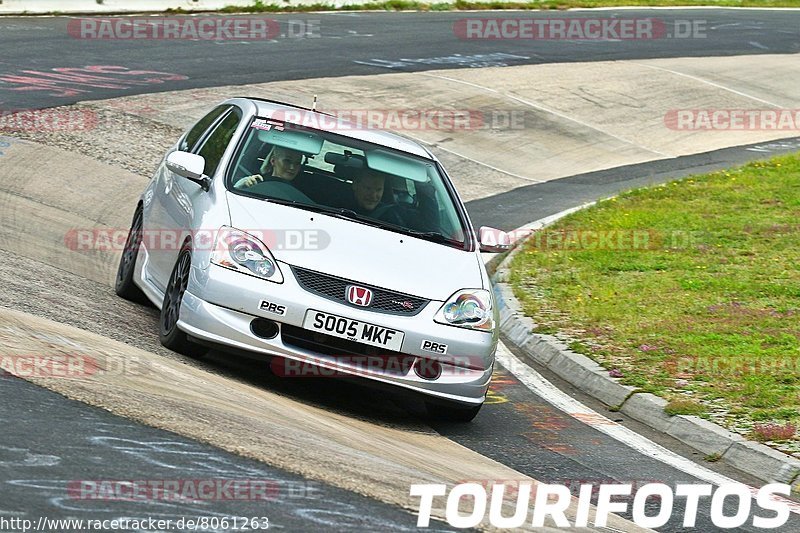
{"left": 479, "top": 226, "right": 512, "bottom": 253}
{"left": 166, "top": 151, "right": 210, "bottom": 191}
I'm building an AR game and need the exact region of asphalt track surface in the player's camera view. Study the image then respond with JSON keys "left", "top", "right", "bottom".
{"left": 0, "top": 10, "right": 799, "bottom": 111}
{"left": 2, "top": 9, "right": 800, "bottom": 532}
{"left": 0, "top": 376, "right": 460, "bottom": 532}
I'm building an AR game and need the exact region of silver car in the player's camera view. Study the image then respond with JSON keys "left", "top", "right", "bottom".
{"left": 115, "top": 97, "right": 509, "bottom": 421}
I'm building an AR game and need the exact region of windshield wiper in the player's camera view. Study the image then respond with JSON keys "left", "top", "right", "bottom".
{"left": 304, "top": 204, "right": 387, "bottom": 228}
{"left": 375, "top": 222, "right": 464, "bottom": 247}
{"left": 261, "top": 197, "right": 315, "bottom": 210}
{"left": 301, "top": 204, "right": 360, "bottom": 218}
{"left": 402, "top": 229, "right": 463, "bottom": 247}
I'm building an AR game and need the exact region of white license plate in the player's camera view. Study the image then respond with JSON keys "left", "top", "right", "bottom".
{"left": 302, "top": 310, "right": 405, "bottom": 352}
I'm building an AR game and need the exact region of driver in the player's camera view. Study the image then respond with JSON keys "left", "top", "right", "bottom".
{"left": 234, "top": 146, "right": 308, "bottom": 189}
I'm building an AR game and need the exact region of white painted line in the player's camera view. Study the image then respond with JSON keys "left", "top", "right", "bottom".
{"left": 495, "top": 343, "right": 800, "bottom": 515}
{"left": 635, "top": 63, "right": 784, "bottom": 108}
{"left": 419, "top": 72, "right": 673, "bottom": 158}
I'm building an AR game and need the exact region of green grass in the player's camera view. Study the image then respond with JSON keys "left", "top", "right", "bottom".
{"left": 509, "top": 154, "right": 800, "bottom": 442}
{"left": 161, "top": 0, "right": 800, "bottom": 14}
{"left": 665, "top": 398, "right": 708, "bottom": 416}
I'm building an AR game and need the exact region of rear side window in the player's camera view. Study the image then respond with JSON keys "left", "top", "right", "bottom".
{"left": 196, "top": 108, "right": 243, "bottom": 176}
{"left": 180, "top": 105, "right": 230, "bottom": 152}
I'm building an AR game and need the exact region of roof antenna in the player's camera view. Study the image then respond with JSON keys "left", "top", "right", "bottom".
{"left": 311, "top": 94, "right": 317, "bottom": 112}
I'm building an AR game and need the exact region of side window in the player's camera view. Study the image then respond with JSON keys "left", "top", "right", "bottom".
{"left": 196, "top": 108, "right": 243, "bottom": 176}
{"left": 179, "top": 105, "right": 230, "bottom": 152}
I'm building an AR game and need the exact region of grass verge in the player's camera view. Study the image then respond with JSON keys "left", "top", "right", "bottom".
{"left": 508, "top": 153, "right": 800, "bottom": 451}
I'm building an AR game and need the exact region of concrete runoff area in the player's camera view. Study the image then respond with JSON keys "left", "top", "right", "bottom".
{"left": 0, "top": 138, "right": 147, "bottom": 286}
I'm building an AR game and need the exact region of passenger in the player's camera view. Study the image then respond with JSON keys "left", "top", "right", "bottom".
{"left": 348, "top": 169, "right": 438, "bottom": 233}
{"left": 351, "top": 170, "right": 388, "bottom": 215}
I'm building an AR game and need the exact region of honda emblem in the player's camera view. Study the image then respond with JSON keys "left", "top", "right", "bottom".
{"left": 346, "top": 285, "right": 373, "bottom": 307}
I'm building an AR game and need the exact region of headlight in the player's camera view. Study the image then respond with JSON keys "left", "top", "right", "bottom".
{"left": 434, "top": 289, "right": 494, "bottom": 331}
{"left": 211, "top": 227, "right": 283, "bottom": 283}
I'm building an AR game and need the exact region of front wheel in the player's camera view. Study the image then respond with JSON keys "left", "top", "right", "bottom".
{"left": 114, "top": 207, "right": 148, "bottom": 304}
{"left": 425, "top": 401, "right": 482, "bottom": 423}
{"left": 159, "top": 247, "right": 207, "bottom": 358}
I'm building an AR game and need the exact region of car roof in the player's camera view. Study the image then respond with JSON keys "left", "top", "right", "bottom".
{"left": 232, "top": 97, "right": 435, "bottom": 160}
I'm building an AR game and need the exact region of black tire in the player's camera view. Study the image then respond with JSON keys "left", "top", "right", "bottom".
{"left": 114, "top": 206, "right": 149, "bottom": 304}
{"left": 425, "top": 400, "right": 482, "bottom": 423}
{"left": 159, "top": 246, "right": 207, "bottom": 358}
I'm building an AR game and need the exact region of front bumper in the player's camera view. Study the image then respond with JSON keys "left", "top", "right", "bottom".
{"left": 177, "top": 262, "right": 496, "bottom": 405}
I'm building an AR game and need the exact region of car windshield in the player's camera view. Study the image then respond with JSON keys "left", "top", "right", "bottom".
{"left": 227, "top": 116, "right": 469, "bottom": 248}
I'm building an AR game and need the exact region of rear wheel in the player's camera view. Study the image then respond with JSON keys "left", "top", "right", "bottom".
{"left": 114, "top": 206, "right": 148, "bottom": 304}
{"left": 425, "top": 401, "right": 482, "bottom": 423}
{"left": 159, "top": 247, "right": 207, "bottom": 358}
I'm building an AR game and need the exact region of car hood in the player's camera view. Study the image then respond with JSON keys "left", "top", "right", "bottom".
{"left": 226, "top": 192, "right": 481, "bottom": 301}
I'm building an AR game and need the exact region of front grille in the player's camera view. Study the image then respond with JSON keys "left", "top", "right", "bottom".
{"left": 281, "top": 324, "right": 414, "bottom": 376}
{"left": 291, "top": 266, "right": 428, "bottom": 316}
